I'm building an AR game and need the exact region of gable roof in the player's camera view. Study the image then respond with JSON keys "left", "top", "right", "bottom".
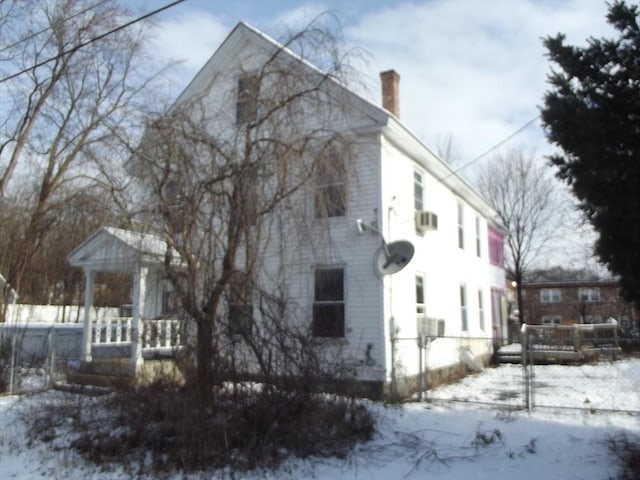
{"left": 67, "top": 227, "right": 171, "bottom": 272}
{"left": 146, "top": 21, "right": 498, "bottom": 223}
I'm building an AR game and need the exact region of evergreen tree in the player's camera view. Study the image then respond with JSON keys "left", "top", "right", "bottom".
{"left": 540, "top": 0, "right": 640, "bottom": 300}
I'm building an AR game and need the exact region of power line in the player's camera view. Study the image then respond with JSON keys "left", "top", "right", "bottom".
{"left": 0, "top": 0, "right": 110, "bottom": 54}
{"left": 436, "top": 115, "right": 540, "bottom": 183}
{"left": 0, "top": 0, "right": 187, "bottom": 85}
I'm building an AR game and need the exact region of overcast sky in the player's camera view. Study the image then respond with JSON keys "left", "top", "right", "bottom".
{"left": 130, "top": 0, "right": 614, "bottom": 177}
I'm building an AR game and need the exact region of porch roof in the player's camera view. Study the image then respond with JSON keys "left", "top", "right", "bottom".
{"left": 67, "top": 226, "right": 173, "bottom": 272}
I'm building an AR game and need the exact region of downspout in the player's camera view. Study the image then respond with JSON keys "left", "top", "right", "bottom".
{"left": 388, "top": 202, "right": 397, "bottom": 397}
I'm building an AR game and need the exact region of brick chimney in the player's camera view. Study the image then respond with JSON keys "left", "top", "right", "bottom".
{"left": 380, "top": 69, "right": 400, "bottom": 117}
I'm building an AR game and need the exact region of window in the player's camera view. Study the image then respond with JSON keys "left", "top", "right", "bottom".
{"left": 414, "top": 170, "right": 424, "bottom": 211}
{"left": 540, "top": 288, "right": 561, "bottom": 303}
{"left": 460, "top": 283, "right": 468, "bottom": 331}
{"left": 236, "top": 75, "right": 259, "bottom": 124}
{"left": 475, "top": 216, "right": 481, "bottom": 257}
{"left": 228, "top": 273, "right": 253, "bottom": 336}
{"left": 416, "top": 274, "right": 425, "bottom": 316}
{"left": 578, "top": 288, "right": 601, "bottom": 303}
{"left": 161, "top": 286, "right": 176, "bottom": 315}
{"left": 161, "top": 179, "right": 184, "bottom": 234}
{"left": 312, "top": 267, "right": 345, "bottom": 337}
{"left": 541, "top": 315, "right": 561, "bottom": 325}
{"left": 478, "top": 289, "right": 485, "bottom": 331}
{"left": 457, "top": 202, "right": 464, "bottom": 249}
{"left": 488, "top": 229, "right": 504, "bottom": 267}
{"left": 314, "top": 150, "right": 346, "bottom": 218}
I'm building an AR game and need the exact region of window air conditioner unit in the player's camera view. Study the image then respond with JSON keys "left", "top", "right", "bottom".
{"left": 415, "top": 210, "right": 438, "bottom": 232}
{"left": 417, "top": 316, "right": 445, "bottom": 338}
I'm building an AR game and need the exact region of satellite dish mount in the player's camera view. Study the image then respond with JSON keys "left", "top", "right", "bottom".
{"left": 356, "top": 219, "right": 415, "bottom": 276}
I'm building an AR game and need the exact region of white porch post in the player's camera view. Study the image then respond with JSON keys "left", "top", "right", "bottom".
{"left": 81, "top": 269, "right": 95, "bottom": 363}
{"left": 131, "top": 265, "right": 147, "bottom": 372}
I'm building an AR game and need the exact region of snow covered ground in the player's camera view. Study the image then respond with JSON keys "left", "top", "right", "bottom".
{"left": 428, "top": 359, "right": 640, "bottom": 412}
{"left": 1, "top": 362, "right": 639, "bottom": 479}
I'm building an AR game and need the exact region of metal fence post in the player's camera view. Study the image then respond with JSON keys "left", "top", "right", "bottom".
{"left": 521, "top": 323, "right": 531, "bottom": 411}
{"left": 47, "top": 328, "right": 56, "bottom": 389}
{"left": 9, "top": 330, "right": 17, "bottom": 395}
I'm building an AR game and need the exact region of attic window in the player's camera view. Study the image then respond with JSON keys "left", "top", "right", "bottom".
{"left": 236, "top": 75, "right": 259, "bottom": 125}
{"left": 314, "top": 149, "right": 346, "bottom": 218}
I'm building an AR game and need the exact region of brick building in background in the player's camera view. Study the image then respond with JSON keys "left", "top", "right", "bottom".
{"left": 521, "top": 268, "right": 638, "bottom": 333}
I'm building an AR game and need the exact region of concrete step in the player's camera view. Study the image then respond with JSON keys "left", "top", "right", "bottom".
{"left": 79, "top": 358, "right": 134, "bottom": 377}
{"left": 496, "top": 354, "right": 521, "bottom": 364}
{"left": 65, "top": 358, "right": 135, "bottom": 389}
{"left": 65, "top": 371, "right": 134, "bottom": 389}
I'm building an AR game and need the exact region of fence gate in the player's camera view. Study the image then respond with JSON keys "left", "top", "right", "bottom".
{"left": 520, "top": 322, "right": 640, "bottom": 412}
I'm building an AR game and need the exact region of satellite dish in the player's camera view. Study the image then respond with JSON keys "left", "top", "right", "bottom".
{"left": 376, "top": 240, "right": 415, "bottom": 275}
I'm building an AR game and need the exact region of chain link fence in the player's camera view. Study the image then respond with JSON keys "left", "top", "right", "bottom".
{"left": 3, "top": 322, "right": 640, "bottom": 414}
{"left": 425, "top": 327, "right": 640, "bottom": 413}
{"left": 0, "top": 324, "right": 82, "bottom": 394}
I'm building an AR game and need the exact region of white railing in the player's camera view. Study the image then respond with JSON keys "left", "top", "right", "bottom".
{"left": 142, "top": 318, "right": 182, "bottom": 352}
{"left": 92, "top": 317, "right": 133, "bottom": 345}
{"left": 91, "top": 317, "right": 182, "bottom": 352}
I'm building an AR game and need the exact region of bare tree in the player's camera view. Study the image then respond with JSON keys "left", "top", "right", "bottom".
{"left": 133, "top": 18, "right": 359, "bottom": 399}
{"left": 0, "top": 0, "right": 168, "bottom": 318}
{"left": 435, "top": 133, "right": 463, "bottom": 167}
{"left": 476, "top": 149, "right": 564, "bottom": 326}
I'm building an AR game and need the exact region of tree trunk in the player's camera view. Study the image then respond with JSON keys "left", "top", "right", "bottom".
{"left": 196, "top": 317, "right": 215, "bottom": 401}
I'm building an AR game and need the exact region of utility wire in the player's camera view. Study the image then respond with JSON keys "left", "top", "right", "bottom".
{"left": 0, "top": 0, "right": 110, "bottom": 53}
{"left": 436, "top": 115, "right": 540, "bottom": 183}
{"left": 0, "top": 0, "right": 187, "bottom": 84}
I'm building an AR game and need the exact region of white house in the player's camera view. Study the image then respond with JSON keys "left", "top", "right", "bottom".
{"left": 69, "top": 22, "right": 505, "bottom": 397}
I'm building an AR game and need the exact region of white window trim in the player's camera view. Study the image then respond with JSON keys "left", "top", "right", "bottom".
{"left": 540, "top": 288, "right": 561, "bottom": 303}
{"left": 416, "top": 273, "right": 425, "bottom": 316}
{"left": 457, "top": 202, "right": 464, "bottom": 250}
{"left": 578, "top": 287, "right": 601, "bottom": 303}
{"left": 414, "top": 169, "right": 424, "bottom": 212}
{"left": 541, "top": 315, "right": 561, "bottom": 325}
{"left": 460, "top": 283, "right": 468, "bottom": 332}
{"left": 475, "top": 216, "right": 481, "bottom": 257}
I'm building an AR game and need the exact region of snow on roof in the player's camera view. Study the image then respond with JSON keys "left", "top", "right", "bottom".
{"left": 67, "top": 226, "right": 174, "bottom": 271}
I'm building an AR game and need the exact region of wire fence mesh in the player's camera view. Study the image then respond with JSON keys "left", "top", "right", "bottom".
{"left": 2, "top": 322, "right": 640, "bottom": 414}
{"left": 426, "top": 329, "right": 640, "bottom": 413}
{"left": 0, "top": 324, "right": 82, "bottom": 394}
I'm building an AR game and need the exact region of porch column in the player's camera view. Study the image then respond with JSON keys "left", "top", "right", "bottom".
{"left": 131, "top": 265, "right": 148, "bottom": 372}
{"left": 81, "top": 268, "right": 95, "bottom": 363}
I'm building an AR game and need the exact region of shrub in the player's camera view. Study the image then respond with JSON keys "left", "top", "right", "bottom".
{"left": 28, "top": 379, "right": 376, "bottom": 474}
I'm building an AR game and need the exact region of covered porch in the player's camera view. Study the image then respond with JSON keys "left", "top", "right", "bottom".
{"left": 67, "top": 227, "right": 185, "bottom": 382}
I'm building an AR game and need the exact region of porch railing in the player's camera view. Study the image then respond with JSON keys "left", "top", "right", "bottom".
{"left": 142, "top": 318, "right": 182, "bottom": 352}
{"left": 92, "top": 317, "right": 182, "bottom": 352}
{"left": 92, "top": 317, "right": 132, "bottom": 345}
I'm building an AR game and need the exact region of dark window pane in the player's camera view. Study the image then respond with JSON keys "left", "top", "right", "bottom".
{"left": 236, "top": 75, "right": 259, "bottom": 124}
{"left": 228, "top": 304, "right": 253, "bottom": 336}
{"left": 314, "top": 151, "right": 346, "bottom": 218}
{"left": 315, "top": 269, "right": 343, "bottom": 301}
{"left": 312, "top": 304, "right": 344, "bottom": 337}
{"left": 416, "top": 276, "right": 424, "bottom": 304}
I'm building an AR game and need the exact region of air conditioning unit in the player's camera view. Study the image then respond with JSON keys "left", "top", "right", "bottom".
{"left": 415, "top": 210, "right": 438, "bottom": 232}
{"left": 417, "top": 316, "right": 445, "bottom": 338}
